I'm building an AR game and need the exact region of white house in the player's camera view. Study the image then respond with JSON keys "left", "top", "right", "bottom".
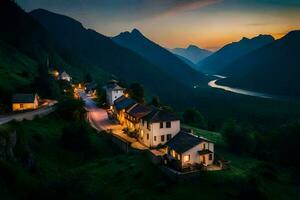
{"left": 59, "top": 71, "right": 71, "bottom": 82}
{"left": 139, "top": 108, "right": 180, "bottom": 147}
{"left": 105, "top": 80, "right": 125, "bottom": 106}
{"left": 165, "top": 129, "right": 214, "bottom": 170}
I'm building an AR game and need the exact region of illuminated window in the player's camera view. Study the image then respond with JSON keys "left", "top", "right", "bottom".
{"left": 177, "top": 154, "right": 181, "bottom": 160}
{"left": 20, "top": 103, "right": 24, "bottom": 108}
{"left": 171, "top": 150, "right": 176, "bottom": 157}
{"left": 183, "top": 155, "right": 190, "bottom": 162}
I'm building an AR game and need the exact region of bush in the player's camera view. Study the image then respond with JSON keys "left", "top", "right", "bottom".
{"left": 56, "top": 97, "right": 86, "bottom": 121}
{"left": 221, "top": 120, "right": 256, "bottom": 155}
{"left": 61, "top": 122, "right": 91, "bottom": 152}
{"left": 183, "top": 108, "right": 207, "bottom": 129}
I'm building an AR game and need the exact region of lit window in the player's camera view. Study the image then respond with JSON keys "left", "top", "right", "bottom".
{"left": 177, "top": 154, "right": 181, "bottom": 160}
{"left": 20, "top": 103, "right": 24, "bottom": 108}
{"left": 171, "top": 150, "right": 176, "bottom": 157}
{"left": 183, "top": 155, "right": 190, "bottom": 162}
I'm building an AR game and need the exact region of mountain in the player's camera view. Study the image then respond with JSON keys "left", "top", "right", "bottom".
{"left": 112, "top": 29, "right": 207, "bottom": 86}
{"left": 175, "top": 54, "right": 197, "bottom": 69}
{"left": 218, "top": 30, "right": 300, "bottom": 98}
{"left": 30, "top": 9, "right": 197, "bottom": 107}
{"left": 170, "top": 45, "right": 212, "bottom": 64}
{"left": 197, "top": 35, "right": 275, "bottom": 74}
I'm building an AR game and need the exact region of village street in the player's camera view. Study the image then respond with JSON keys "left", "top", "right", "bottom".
{"left": 79, "top": 92, "right": 147, "bottom": 150}
{"left": 0, "top": 102, "right": 57, "bottom": 125}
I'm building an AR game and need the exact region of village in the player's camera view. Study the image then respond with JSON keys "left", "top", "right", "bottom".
{"left": 0, "top": 69, "right": 226, "bottom": 175}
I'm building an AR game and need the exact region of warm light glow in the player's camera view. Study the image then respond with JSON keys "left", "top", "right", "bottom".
{"left": 183, "top": 155, "right": 190, "bottom": 162}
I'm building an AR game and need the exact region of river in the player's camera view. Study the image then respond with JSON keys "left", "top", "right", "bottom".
{"left": 207, "top": 75, "right": 275, "bottom": 99}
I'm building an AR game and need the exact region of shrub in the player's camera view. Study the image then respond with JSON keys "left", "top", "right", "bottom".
{"left": 183, "top": 108, "right": 207, "bottom": 129}
{"left": 56, "top": 97, "right": 86, "bottom": 121}
{"left": 61, "top": 122, "right": 91, "bottom": 152}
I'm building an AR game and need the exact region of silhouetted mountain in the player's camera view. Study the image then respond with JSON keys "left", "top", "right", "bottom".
{"left": 170, "top": 45, "right": 212, "bottom": 64}
{"left": 112, "top": 29, "right": 207, "bottom": 86}
{"left": 30, "top": 9, "right": 197, "bottom": 107}
{"left": 218, "top": 30, "right": 300, "bottom": 98}
{"left": 197, "top": 35, "right": 275, "bottom": 74}
{"left": 175, "top": 54, "right": 197, "bottom": 69}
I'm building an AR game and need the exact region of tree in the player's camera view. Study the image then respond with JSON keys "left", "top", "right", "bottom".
{"left": 57, "top": 97, "right": 86, "bottom": 121}
{"left": 183, "top": 108, "right": 207, "bottom": 129}
{"left": 85, "top": 72, "right": 92, "bottom": 83}
{"left": 222, "top": 120, "right": 255, "bottom": 155}
{"left": 128, "top": 83, "right": 145, "bottom": 104}
{"left": 151, "top": 96, "right": 160, "bottom": 107}
{"left": 61, "top": 122, "right": 91, "bottom": 152}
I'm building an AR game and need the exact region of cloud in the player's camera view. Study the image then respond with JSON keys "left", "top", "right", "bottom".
{"left": 156, "top": 0, "right": 223, "bottom": 17}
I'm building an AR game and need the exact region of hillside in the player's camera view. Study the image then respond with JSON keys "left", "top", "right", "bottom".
{"left": 218, "top": 30, "right": 300, "bottom": 98}
{"left": 170, "top": 45, "right": 212, "bottom": 64}
{"left": 197, "top": 35, "right": 275, "bottom": 74}
{"left": 30, "top": 9, "right": 197, "bottom": 107}
{"left": 112, "top": 29, "right": 207, "bottom": 86}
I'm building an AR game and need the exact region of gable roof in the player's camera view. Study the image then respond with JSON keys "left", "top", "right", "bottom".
{"left": 106, "top": 82, "right": 124, "bottom": 90}
{"left": 141, "top": 107, "right": 179, "bottom": 123}
{"left": 126, "top": 103, "right": 152, "bottom": 119}
{"left": 165, "top": 130, "right": 210, "bottom": 154}
{"left": 12, "top": 94, "right": 36, "bottom": 103}
{"left": 114, "top": 96, "right": 136, "bottom": 111}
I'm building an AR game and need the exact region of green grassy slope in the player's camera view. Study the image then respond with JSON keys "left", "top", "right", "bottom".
{"left": 0, "top": 40, "right": 38, "bottom": 91}
{"left": 0, "top": 116, "right": 298, "bottom": 199}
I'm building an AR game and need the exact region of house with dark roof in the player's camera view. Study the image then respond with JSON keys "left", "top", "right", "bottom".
{"left": 113, "top": 95, "right": 136, "bottom": 125}
{"left": 59, "top": 71, "right": 71, "bottom": 82}
{"left": 12, "top": 93, "right": 39, "bottom": 111}
{"left": 104, "top": 80, "right": 125, "bottom": 105}
{"left": 125, "top": 103, "right": 152, "bottom": 131}
{"left": 139, "top": 107, "right": 180, "bottom": 147}
{"left": 165, "top": 129, "right": 214, "bottom": 170}
{"left": 85, "top": 82, "right": 97, "bottom": 96}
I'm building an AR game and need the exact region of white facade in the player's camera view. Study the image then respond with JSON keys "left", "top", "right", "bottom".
{"left": 59, "top": 71, "right": 71, "bottom": 82}
{"left": 180, "top": 142, "right": 214, "bottom": 166}
{"left": 106, "top": 88, "right": 125, "bottom": 105}
{"left": 139, "top": 120, "right": 180, "bottom": 147}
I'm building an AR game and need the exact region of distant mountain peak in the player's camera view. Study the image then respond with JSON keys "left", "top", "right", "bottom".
{"left": 187, "top": 44, "right": 199, "bottom": 49}
{"left": 131, "top": 28, "right": 142, "bottom": 35}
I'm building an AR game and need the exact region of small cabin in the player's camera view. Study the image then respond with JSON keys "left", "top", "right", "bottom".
{"left": 165, "top": 130, "right": 214, "bottom": 171}
{"left": 59, "top": 71, "right": 71, "bottom": 82}
{"left": 12, "top": 93, "right": 39, "bottom": 111}
{"left": 104, "top": 80, "right": 125, "bottom": 105}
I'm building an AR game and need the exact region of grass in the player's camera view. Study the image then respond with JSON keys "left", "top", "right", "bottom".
{"left": 0, "top": 115, "right": 299, "bottom": 199}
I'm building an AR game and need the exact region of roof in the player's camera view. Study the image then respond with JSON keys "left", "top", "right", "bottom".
{"left": 141, "top": 107, "right": 179, "bottom": 123}
{"left": 85, "top": 82, "right": 97, "bottom": 91}
{"left": 198, "top": 149, "right": 213, "bottom": 155}
{"left": 126, "top": 103, "right": 152, "bottom": 119}
{"left": 165, "top": 130, "right": 210, "bottom": 154}
{"left": 12, "top": 94, "right": 36, "bottom": 103}
{"left": 114, "top": 96, "right": 136, "bottom": 111}
{"left": 106, "top": 82, "right": 124, "bottom": 91}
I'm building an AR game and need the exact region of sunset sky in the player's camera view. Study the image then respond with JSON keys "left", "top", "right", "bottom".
{"left": 17, "top": 0, "right": 300, "bottom": 51}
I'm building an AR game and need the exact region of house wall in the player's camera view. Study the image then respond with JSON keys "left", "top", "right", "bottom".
{"left": 12, "top": 96, "right": 39, "bottom": 111}
{"left": 106, "top": 89, "right": 124, "bottom": 105}
{"left": 181, "top": 142, "right": 214, "bottom": 167}
{"left": 139, "top": 120, "right": 180, "bottom": 147}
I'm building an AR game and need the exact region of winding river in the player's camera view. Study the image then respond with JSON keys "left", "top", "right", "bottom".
{"left": 207, "top": 75, "right": 275, "bottom": 99}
